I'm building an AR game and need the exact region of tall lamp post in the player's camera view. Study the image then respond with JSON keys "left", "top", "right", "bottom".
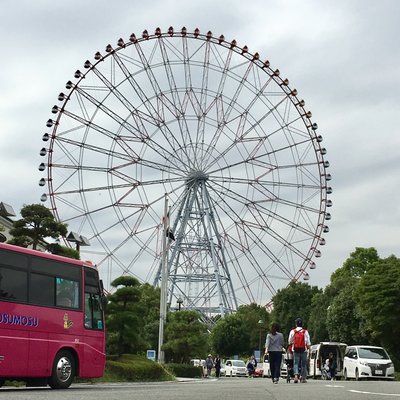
{"left": 177, "top": 297, "right": 183, "bottom": 311}
{"left": 158, "top": 194, "right": 169, "bottom": 363}
{"left": 258, "top": 319, "right": 264, "bottom": 360}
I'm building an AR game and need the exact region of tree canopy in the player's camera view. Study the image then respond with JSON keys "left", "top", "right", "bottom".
{"left": 8, "top": 203, "right": 68, "bottom": 250}
{"left": 106, "top": 276, "right": 142, "bottom": 355}
{"left": 210, "top": 313, "right": 250, "bottom": 358}
{"left": 271, "top": 281, "right": 321, "bottom": 337}
{"left": 356, "top": 255, "right": 400, "bottom": 365}
{"left": 163, "top": 310, "right": 209, "bottom": 363}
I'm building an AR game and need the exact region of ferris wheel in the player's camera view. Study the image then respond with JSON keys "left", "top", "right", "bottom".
{"left": 39, "top": 27, "right": 332, "bottom": 317}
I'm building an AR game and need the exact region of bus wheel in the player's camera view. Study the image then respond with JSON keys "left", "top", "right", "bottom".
{"left": 48, "top": 350, "right": 75, "bottom": 389}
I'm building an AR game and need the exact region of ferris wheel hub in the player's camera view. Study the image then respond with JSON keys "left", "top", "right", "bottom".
{"left": 186, "top": 170, "right": 209, "bottom": 184}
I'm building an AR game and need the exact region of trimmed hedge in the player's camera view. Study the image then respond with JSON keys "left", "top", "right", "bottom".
{"left": 164, "top": 363, "right": 203, "bottom": 378}
{"left": 105, "top": 354, "right": 174, "bottom": 382}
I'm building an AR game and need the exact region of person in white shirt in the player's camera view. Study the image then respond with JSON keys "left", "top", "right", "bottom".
{"left": 288, "top": 318, "right": 311, "bottom": 383}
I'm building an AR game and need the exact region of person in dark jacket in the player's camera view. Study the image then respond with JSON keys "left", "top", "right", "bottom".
{"left": 214, "top": 355, "right": 221, "bottom": 378}
{"left": 246, "top": 355, "right": 257, "bottom": 377}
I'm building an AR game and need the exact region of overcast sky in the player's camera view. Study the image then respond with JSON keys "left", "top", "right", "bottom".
{"left": 1, "top": 0, "right": 399, "bottom": 292}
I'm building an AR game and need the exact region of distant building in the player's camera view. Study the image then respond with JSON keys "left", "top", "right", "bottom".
{"left": 0, "top": 202, "right": 16, "bottom": 243}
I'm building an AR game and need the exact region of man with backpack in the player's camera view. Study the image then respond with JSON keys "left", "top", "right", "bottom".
{"left": 288, "top": 318, "right": 311, "bottom": 383}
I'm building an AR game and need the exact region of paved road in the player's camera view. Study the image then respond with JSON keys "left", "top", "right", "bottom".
{"left": 1, "top": 378, "right": 399, "bottom": 400}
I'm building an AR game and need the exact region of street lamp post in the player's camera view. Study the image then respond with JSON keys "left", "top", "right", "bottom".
{"left": 158, "top": 194, "right": 169, "bottom": 364}
{"left": 258, "top": 319, "right": 264, "bottom": 359}
{"left": 177, "top": 297, "right": 183, "bottom": 311}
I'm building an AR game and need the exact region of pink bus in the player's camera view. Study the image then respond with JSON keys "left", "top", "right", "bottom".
{"left": 0, "top": 242, "right": 106, "bottom": 389}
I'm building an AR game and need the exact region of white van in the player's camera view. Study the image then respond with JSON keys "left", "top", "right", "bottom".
{"left": 309, "top": 342, "right": 347, "bottom": 379}
{"left": 343, "top": 345, "right": 395, "bottom": 380}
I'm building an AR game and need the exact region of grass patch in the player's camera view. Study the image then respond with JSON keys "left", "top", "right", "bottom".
{"left": 78, "top": 354, "right": 175, "bottom": 384}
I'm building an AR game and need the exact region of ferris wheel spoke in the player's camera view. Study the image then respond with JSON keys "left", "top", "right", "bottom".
{"left": 156, "top": 37, "right": 198, "bottom": 167}
{"left": 194, "top": 40, "right": 211, "bottom": 146}
{"left": 205, "top": 95, "right": 296, "bottom": 172}
{"left": 207, "top": 174, "right": 322, "bottom": 207}
{"left": 195, "top": 66, "right": 254, "bottom": 170}
{"left": 130, "top": 41, "right": 194, "bottom": 164}
{"left": 89, "top": 58, "right": 160, "bottom": 130}
{"left": 92, "top": 52, "right": 191, "bottom": 166}
{"left": 206, "top": 186, "right": 295, "bottom": 280}
{"left": 157, "top": 37, "right": 184, "bottom": 112}
{"left": 60, "top": 105, "right": 189, "bottom": 172}
{"left": 209, "top": 178, "right": 318, "bottom": 238}
{"left": 205, "top": 190, "right": 273, "bottom": 302}
{"left": 56, "top": 135, "right": 137, "bottom": 163}
{"left": 52, "top": 193, "right": 88, "bottom": 216}
{"left": 206, "top": 137, "right": 319, "bottom": 178}
{"left": 72, "top": 86, "right": 148, "bottom": 141}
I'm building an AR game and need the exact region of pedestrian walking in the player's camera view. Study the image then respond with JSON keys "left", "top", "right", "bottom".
{"left": 214, "top": 355, "right": 221, "bottom": 378}
{"left": 205, "top": 354, "right": 214, "bottom": 378}
{"left": 265, "top": 322, "right": 284, "bottom": 384}
{"left": 288, "top": 318, "right": 311, "bottom": 383}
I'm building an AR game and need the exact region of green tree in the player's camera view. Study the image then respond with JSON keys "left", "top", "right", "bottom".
{"left": 356, "top": 255, "right": 400, "bottom": 366}
{"left": 235, "top": 303, "right": 270, "bottom": 354}
{"left": 331, "top": 247, "right": 379, "bottom": 284}
{"left": 326, "top": 285, "right": 370, "bottom": 344}
{"left": 271, "top": 281, "right": 321, "bottom": 338}
{"left": 162, "top": 310, "right": 208, "bottom": 363}
{"left": 210, "top": 313, "right": 250, "bottom": 358}
{"left": 8, "top": 204, "right": 68, "bottom": 250}
{"left": 308, "top": 291, "right": 330, "bottom": 343}
{"left": 135, "top": 283, "right": 161, "bottom": 352}
{"left": 46, "top": 242, "right": 80, "bottom": 259}
{"left": 106, "top": 276, "right": 142, "bottom": 355}
{"left": 323, "top": 247, "right": 378, "bottom": 345}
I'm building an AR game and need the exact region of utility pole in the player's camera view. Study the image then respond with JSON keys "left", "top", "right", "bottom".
{"left": 157, "top": 194, "right": 168, "bottom": 363}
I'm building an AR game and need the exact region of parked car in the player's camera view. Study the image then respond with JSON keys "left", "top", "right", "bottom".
{"left": 343, "top": 345, "right": 395, "bottom": 380}
{"left": 309, "top": 342, "right": 347, "bottom": 379}
{"left": 224, "top": 359, "right": 247, "bottom": 377}
{"left": 190, "top": 359, "right": 205, "bottom": 367}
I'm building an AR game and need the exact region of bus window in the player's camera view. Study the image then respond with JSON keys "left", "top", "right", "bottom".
{"left": 30, "top": 273, "right": 54, "bottom": 306}
{"left": 84, "top": 267, "right": 104, "bottom": 330}
{"left": 56, "top": 277, "right": 79, "bottom": 309}
{"left": 0, "top": 266, "right": 27, "bottom": 301}
{"left": 84, "top": 291, "right": 103, "bottom": 329}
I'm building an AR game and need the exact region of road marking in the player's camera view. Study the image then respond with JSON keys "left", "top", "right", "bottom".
{"left": 325, "top": 384, "right": 345, "bottom": 388}
{"left": 349, "top": 389, "right": 400, "bottom": 397}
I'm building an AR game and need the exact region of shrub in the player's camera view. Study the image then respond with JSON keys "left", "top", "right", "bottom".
{"left": 165, "top": 363, "right": 203, "bottom": 378}
{"left": 105, "top": 354, "right": 174, "bottom": 382}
